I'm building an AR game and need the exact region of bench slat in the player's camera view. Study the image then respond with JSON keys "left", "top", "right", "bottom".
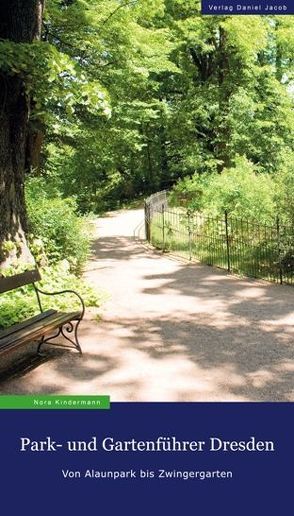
{"left": 0, "top": 269, "right": 41, "bottom": 294}
{"left": 0, "top": 310, "right": 57, "bottom": 340}
{"left": 0, "top": 310, "right": 81, "bottom": 354}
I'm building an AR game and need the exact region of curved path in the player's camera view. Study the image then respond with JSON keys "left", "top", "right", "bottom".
{"left": 1, "top": 209, "right": 293, "bottom": 400}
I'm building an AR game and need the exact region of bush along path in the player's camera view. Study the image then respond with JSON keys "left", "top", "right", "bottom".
{"left": 0, "top": 209, "right": 293, "bottom": 401}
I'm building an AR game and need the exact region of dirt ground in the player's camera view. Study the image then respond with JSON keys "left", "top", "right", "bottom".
{"left": 0, "top": 208, "right": 293, "bottom": 401}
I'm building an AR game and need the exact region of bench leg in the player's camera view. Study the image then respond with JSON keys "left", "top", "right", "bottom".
{"left": 37, "top": 320, "right": 83, "bottom": 355}
{"left": 37, "top": 336, "right": 45, "bottom": 355}
{"left": 74, "top": 323, "right": 83, "bottom": 355}
{"left": 61, "top": 320, "right": 83, "bottom": 355}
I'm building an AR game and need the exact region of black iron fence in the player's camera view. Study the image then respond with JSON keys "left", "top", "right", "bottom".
{"left": 144, "top": 192, "right": 294, "bottom": 286}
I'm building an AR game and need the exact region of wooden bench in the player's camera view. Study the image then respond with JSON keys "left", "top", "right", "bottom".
{"left": 0, "top": 269, "right": 84, "bottom": 357}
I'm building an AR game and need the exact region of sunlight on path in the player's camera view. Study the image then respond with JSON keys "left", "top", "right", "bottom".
{"left": 1, "top": 209, "right": 293, "bottom": 401}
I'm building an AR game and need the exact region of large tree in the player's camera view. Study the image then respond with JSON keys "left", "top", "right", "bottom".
{"left": 0, "top": 0, "right": 44, "bottom": 268}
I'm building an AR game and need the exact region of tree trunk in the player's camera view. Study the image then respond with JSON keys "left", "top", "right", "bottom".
{"left": 0, "top": 0, "right": 44, "bottom": 269}
{"left": 159, "top": 123, "right": 169, "bottom": 188}
{"left": 26, "top": 119, "right": 45, "bottom": 172}
{"left": 216, "top": 27, "right": 232, "bottom": 173}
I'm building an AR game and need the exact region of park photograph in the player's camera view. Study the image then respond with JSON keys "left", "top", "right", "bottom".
{"left": 0, "top": 0, "right": 293, "bottom": 401}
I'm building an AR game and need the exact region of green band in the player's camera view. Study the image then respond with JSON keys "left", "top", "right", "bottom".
{"left": 0, "top": 395, "right": 110, "bottom": 409}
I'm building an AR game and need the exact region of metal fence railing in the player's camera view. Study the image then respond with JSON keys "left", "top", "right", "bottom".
{"left": 144, "top": 192, "right": 294, "bottom": 286}
{"left": 144, "top": 190, "right": 168, "bottom": 242}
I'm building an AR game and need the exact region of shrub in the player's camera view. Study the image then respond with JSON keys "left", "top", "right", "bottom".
{"left": 171, "top": 156, "right": 276, "bottom": 223}
{"left": 203, "top": 157, "right": 275, "bottom": 222}
{"left": 0, "top": 262, "right": 104, "bottom": 330}
{"left": 0, "top": 180, "right": 105, "bottom": 330}
{"left": 169, "top": 173, "right": 211, "bottom": 211}
{"left": 26, "top": 178, "right": 91, "bottom": 274}
{"left": 273, "top": 153, "right": 294, "bottom": 226}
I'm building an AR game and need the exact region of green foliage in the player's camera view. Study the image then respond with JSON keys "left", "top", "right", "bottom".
{"left": 26, "top": 178, "right": 91, "bottom": 274}
{"left": 1, "top": 2, "right": 294, "bottom": 237}
{"left": 274, "top": 152, "right": 294, "bottom": 226}
{"left": 171, "top": 157, "right": 276, "bottom": 223}
{"left": 32, "top": 3, "right": 293, "bottom": 213}
{"left": 201, "top": 158, "right": 275, "bottom": 222}
{"left": 39, "top": 0, "right": 181, "bottom": 210}
{"left": 0, "top": 261, "right": 103, "bottom": 330}
{"left": 0, "top": 40, "right": 110, "bottom": 124}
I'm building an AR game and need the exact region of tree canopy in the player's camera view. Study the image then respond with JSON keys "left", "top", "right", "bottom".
{"left": 42, "top": 2, "right": 294, "bottom": 208}
{"left": 0, "top": 1, "right": 293, "bottom": 268}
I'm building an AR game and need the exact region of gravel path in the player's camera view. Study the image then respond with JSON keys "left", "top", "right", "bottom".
{"left": 1, "top": 209, "right": 293, "bottom": 401}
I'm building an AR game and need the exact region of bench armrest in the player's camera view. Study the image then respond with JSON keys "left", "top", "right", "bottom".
{"left": 34, "top": 286, "right": 85, "bottom": 319}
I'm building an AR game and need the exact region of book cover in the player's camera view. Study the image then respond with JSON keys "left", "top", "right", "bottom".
{"left": 0, "top": 1, "right": 293, "bottom": 514}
